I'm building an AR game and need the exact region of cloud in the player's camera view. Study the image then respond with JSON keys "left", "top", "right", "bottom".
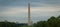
{"left": 30, "top": 0, "right": 60, "bottom": 7}
{"left": 41, "top": 0, "right": 60, "bottom": 6}
{"left": 31, "top": 7, "right": 60, "bottom": 12}
{"left": 0, "top": 0, "right": 60, "bottom": 23}
{"left": 0, "top": 6, "right": 60, "bottom": 17}
{"left": 0, "top": 0, "right": 60, "bottom": 7}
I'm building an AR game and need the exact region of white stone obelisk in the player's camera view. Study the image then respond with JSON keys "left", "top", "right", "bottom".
{"left": 28, "top": 0, "right": 31, "bottom": 26}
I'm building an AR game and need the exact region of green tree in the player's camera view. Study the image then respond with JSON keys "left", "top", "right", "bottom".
{"left": 35, "top": 16, "right": 60, "bottom": 27}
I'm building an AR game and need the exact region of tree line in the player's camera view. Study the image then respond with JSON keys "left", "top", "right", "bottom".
{"left": 0, "top": 21, "right": 27, "bottom": 27}
{"left": 0, "top": 15, "right": 60, "bottom": 27}
{"left": 34, "top": 15, "right": 60, "bottom": 27}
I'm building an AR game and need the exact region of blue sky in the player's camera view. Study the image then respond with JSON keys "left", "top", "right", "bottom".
{"left": 0, "top": 0, "right": 60, "bottom": 23}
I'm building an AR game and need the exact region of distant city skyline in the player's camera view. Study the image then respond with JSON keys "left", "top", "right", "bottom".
{"left": 0, "top": 0, "right": 60, "bottom": 23}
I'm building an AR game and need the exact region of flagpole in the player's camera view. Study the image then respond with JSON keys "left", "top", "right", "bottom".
{"left": 28, "top": 0, "right": 30, "bottom": 26}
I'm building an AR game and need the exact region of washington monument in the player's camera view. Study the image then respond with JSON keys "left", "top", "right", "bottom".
{"left": 28, "top": 0, "right": 31, "bottom": 26}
